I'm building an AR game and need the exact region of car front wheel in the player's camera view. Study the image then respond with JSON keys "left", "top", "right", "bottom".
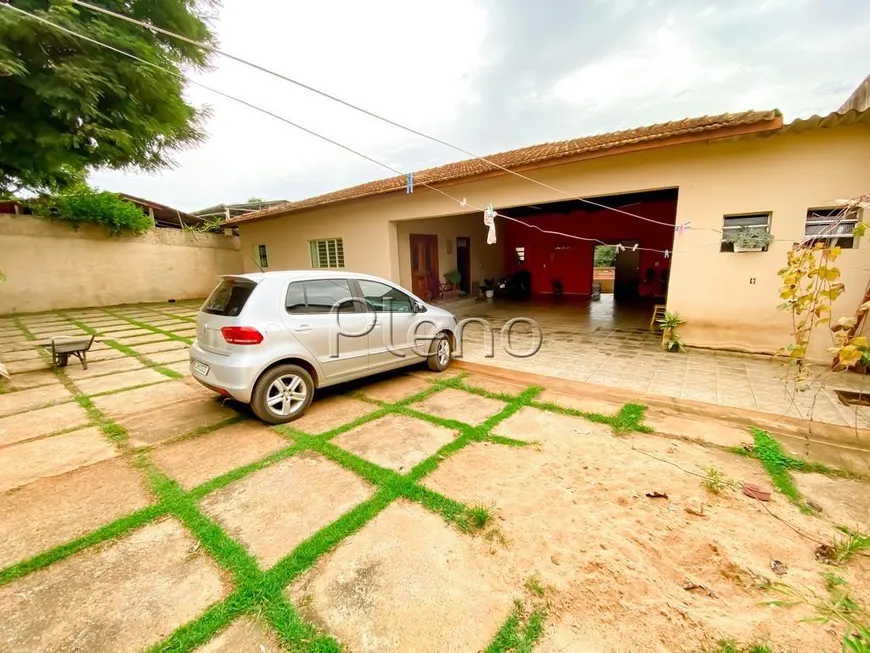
{"left": 427, "top": 333, "right": 452, "bottom": 372}
{"left": 251, "top": 363, "right": 314, "bottom": 424}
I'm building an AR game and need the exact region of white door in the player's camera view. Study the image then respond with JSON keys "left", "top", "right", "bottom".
{"left": 281, "top": 278, "right": 369, "bottom": 380}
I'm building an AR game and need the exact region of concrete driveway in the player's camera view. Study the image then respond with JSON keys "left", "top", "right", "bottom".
{"left": 1, "top": 301, "right": 869, "bottom": 652}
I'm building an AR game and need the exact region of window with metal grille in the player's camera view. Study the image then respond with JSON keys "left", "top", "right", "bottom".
{"left": 255, "top": 244, "right": 268, "bottom": 268}
{"left": 804, "top": 208, "right": 858, "bottom": 249}
{"left": 720, "top": 213, "right": 771, "bottom": 252}
{"left": 309, "top": 238, "right": 345, "bottom": 268}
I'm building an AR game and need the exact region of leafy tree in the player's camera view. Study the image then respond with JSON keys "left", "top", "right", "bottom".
{"left": 246, "top": 197, "right": 264, "bottom": 203}
{"left": 30, "top": 187, "right": 154, "bottom": 235}
{"left": 0, "top": 0, "right": 217, "bottom": 195}
{"left": 594, "top": 245, "right": 617, "bottom": 267}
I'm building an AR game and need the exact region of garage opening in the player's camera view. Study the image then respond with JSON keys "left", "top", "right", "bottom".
{"left": 501, "top": 188, "right": 677, "bottom": 308}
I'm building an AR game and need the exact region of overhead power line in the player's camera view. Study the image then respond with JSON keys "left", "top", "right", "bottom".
{"left": 68, "top": 0, "right": 689, "bottom": 231}
{"left": 1, "top": 3, "right": 675, "bottom": 256}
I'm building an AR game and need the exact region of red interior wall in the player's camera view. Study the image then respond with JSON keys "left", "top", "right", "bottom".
{"left": 504, "top": 198, "right": 677, "bottom": 295}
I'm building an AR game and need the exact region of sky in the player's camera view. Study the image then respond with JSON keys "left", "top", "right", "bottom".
{"left": 89, "top": 0, "right": 870, "bottom": 212}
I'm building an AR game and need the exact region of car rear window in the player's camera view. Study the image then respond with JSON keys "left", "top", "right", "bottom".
{"left": 203, "top": 279, "right": 257, "bottom": 316}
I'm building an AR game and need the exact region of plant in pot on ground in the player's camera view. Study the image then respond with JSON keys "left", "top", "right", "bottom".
{"left": 724, "top": 226, "right": 775, "bottom": 252}
{"left": 657, "top": 311, "right": 686, "bottom": 352}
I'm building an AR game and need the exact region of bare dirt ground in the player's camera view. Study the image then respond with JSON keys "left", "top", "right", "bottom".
{"left": 0, "top": 301, "right": 869, "bottom": 652}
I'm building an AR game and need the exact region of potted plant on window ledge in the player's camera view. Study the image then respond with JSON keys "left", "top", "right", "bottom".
{"left": 724, "top": 226, "right": 775, "bottom": 253}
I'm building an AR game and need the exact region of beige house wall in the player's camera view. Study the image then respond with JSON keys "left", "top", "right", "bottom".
{"left": 238, "top": 124, "right": 870, "bottom": 361}
{"left": 0, "top": 214, "right": 243, "bottom": 314}
{"left": 395, "top": 213, "right": 506, "bottom": 291}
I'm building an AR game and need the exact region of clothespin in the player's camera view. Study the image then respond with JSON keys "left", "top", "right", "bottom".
{"left": 675, "top": 220, "right": 692, "bottom": 236}
{"left": 664, "top": 249, "right": 670, "bottom": 259}
{"left": 615, "top": 243, "right": 626, "bottom": 252}
{"left": 406, "top": 172, "right": 414, "bottom": 194}
{"left": 460, "top": 197, "right": 467, "bottom": 207}
{"left": 631, "top": 243, "right": 638, "bottom": 251}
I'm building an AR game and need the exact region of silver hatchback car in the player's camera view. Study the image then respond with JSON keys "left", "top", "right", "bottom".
{"left": 190, "top": 270, "right": 457, "bottom": 423}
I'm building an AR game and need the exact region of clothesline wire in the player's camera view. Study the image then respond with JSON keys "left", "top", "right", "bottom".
{"left": 68, "top": 0, "right": 715, "bottom": 233}
{"left": 3, "top": 3, "right": 678, "bottom": 257}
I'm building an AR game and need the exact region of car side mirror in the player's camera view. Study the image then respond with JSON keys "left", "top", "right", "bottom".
{"left": 414, "top": 301, "right": 426, "bottom": 313}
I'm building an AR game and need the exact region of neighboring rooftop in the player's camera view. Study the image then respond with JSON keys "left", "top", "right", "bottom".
{"left": 1, "top": 194, "right": 204, "bottom": 229}
{"left": 840, "top": 73, "right": 870, "bottom": 114}
{"left": 193, "top": 199, "right": 288, "bottom": 221}
{"left": 226, "top": 109, "right": 782, "bottom": 225}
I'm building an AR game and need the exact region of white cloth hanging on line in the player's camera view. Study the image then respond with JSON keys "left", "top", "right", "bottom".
{"left": 484, "top": 203, "right": 497, "bottom": 244}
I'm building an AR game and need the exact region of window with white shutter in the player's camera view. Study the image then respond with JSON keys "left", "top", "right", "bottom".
{"left": 309, "top": 238, "right": 345, "bottom": 268}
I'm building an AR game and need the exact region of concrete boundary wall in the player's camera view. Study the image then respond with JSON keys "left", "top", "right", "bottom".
{"left": 0, "top": 214, "right": 242, "bottom": 314}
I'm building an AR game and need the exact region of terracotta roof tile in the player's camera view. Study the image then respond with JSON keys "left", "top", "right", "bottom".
{"left": 229, "top": 109, "right": 781, "bottom": 224}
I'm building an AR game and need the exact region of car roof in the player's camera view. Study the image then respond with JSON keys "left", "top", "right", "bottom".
{"left": 224, "top": 270, "right": 394, "bottom": 284}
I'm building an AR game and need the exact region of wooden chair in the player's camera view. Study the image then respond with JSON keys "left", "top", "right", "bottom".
{"left": 441, "top": 270, "right": 461, "bottom": 300}
{"left": 650, "top": 304, "right": 667, "bottom": 332}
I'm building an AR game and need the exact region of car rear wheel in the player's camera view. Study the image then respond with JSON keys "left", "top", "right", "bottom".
{"left": 251, "top": 364, "right": 314, "bottom": 424}
{"left": 427, "top": 333, "right": 452, "bottom": 372}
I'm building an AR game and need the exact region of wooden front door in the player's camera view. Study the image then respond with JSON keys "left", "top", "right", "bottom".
{"left": 410, "top": 234, "right": 438, "bottom": 299}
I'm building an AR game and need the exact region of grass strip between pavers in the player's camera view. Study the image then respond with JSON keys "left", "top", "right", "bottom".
{"left": 60, "top": 312, "right": 183, "bottom": 379}
{"left": 102, "top": 308, "right": 195, "bottom": 345}
{"left": 729, "top": 427, "right": 850, "bottom": 512}
{"left": 486, "top": 598, "right": 547, "bottom": 653}
{"left": 0, "top": 364, "right": 654, "bottom": 652}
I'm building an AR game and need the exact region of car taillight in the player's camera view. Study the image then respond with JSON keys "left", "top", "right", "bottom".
{"left": 220, "top": 326, "right": 264, "bottom": 345}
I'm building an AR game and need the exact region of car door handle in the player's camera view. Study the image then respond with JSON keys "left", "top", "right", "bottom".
{"left": 294, "top": 324, "right": 312, "bottom": 333}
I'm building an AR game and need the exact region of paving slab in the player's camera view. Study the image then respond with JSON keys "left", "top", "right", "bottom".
{"left": 120, "top": 397, "right": 239, "bottom": 448}
{"left": 0, "top": 518, "right": 227, "bottom": 653}
{"left": 408, "top": 368, "right": 463, "bottom": 381}
{"left": 492, "top": 405, "right": 594, "bottom": 444}
{"left": 463, "top": 372, "right": 530, "bottom": 396}
{"left": 64, "top": 354, "right": 146, "bottom": 379}
{"left": 332, "top": 414, "right": 457, "bottom": 472}
{"left": 100, "top": 327, "right": 151, "bottom": 338}
{"left": 147, "top": 318, "right": 191, "bottom": 328}
{"left": 75, "top": 367, "right": 168, "bottom": 396}
{"left": 291, "top": 395, "right": 378, "bottom": 434}
{"left": 0, "top": 401, "right": 90, "bottom": 447}
{"left": 0, "top": 457, "right": 153, "bottom": 568}
{"left": 289, "top": 500, "right": 513, "bottom": 653}
{"left": 164, "top": 360, "right": 192, "bottom": 376}
{"left": 3, "top": 357, "right": 51, "bottom": 374}
{"left": 358, "top": 373, "right": 431, "bottom": 403}
{"left": 537, "top": 389, "right": 625, "bottom": 416}
{"left": 408, "top": 388, "right": 506, "bottom": 425}
{"left": 0, "top": 426, "right": 117, "bottom": 492}
{"left": 134, "top": 339, "right": 190, "bottom": 355}
{"left": 151, "top": 421, "right": 288, "bottom": 489}
{"left": 0, "top": 383, "right": 72, "bottom": 417}
{"left": 92, "top": 380, "right": 201, "bottom": 419}
{"left": 0, "top": 347, "right": 43, "bottom": 362}
{"left": 147, "top": 348, "right": 192, "bottom": 364}
{"left": 85, "top": 346, "right": 130, "bottom": 362}
{"left": 196, "top": 616, "right": 283, "bottom": 653}
{"left": 643, "top": 410, "right": 755, "bottom": 449}
{"left": 0, "top": 369, "right": 61, "bottom": 392}
{"left": 200, "top": 452, "right": 373, "bottom": 568}
{"left": 115, "top": 332, "right": 172, "bottom": 346}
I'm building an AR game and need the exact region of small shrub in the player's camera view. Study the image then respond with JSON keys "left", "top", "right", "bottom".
{"left": 31, "top": 188, "right": 153, "bottom": 236}
{"left": 701, "top": 467, "right": 737, "bottom": 494}
{"left": 830, "top": 527, "right": 870, "bottom": 565}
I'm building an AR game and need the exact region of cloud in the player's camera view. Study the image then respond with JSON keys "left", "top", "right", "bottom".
{"left": 90, "top": 0, "right": 870, "bottom": 211}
